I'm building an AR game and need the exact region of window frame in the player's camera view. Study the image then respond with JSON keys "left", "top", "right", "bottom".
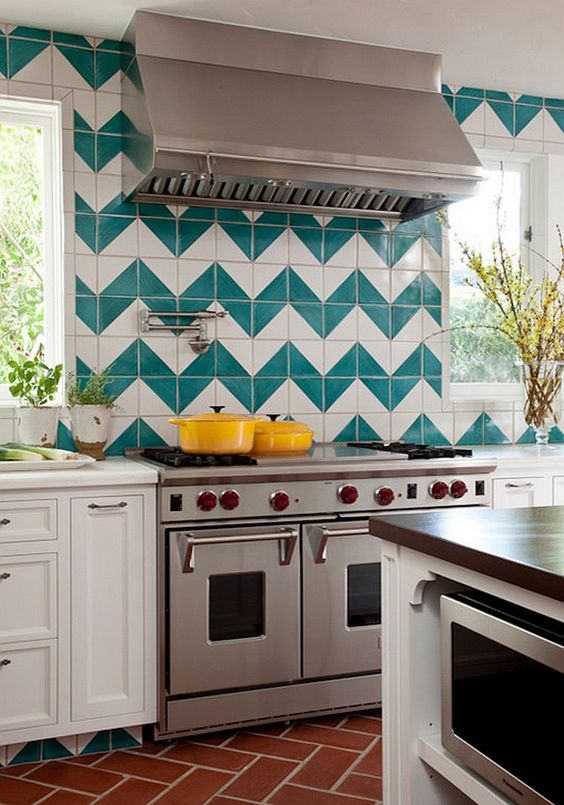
{"left": 0, "top": 97, "right": 64, "bottom": 404}
{"left": 447, "top": 150, "right": 543, "bottom": 404}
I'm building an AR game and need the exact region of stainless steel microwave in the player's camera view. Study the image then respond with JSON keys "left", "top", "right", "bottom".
{"left": 441, "top": 591, "right": 564, "bottom": 805}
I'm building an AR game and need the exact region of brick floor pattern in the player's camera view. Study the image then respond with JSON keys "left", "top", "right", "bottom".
{"left": 0, "top": 711, "right": 382, "bottom": 805}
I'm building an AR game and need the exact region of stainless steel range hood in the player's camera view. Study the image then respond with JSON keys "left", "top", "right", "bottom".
{"left": 122, "top": 12, "right": 482, "bottom": 222}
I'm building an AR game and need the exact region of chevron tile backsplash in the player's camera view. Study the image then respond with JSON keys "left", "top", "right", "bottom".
{"left": 2, "top": 22, "right": 564, "bottom": 449}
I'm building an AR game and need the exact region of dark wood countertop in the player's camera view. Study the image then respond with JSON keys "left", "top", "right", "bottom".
{"left": 369, "top": 506, "right": 564, "bottom": 602}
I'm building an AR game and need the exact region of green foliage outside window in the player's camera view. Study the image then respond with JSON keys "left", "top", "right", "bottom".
{"left": 0, "top": 123, "right": 44, "bottom": 383}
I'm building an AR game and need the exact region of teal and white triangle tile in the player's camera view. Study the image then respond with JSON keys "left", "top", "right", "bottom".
{"left": 95, "top": 50, "right": 123, "bottom": 91}
{"left": 179, "top": 341, "right": 215, "bottom": 379}
{"left": 391, "top": 378, "right": 422, "bottom": 411}
{"left": 217, "top": 378, "right": 253, "bottom": 413}
{"left": 543, "top": 109, "right": 564, "bottom": 144}
{"left": 390, "top": 412, "right": 421, "bottom": 442}
{"left": 110, "top": 727, "right": 142, "bottom": 749}
{"left": 216, "top": 222, "right": 252, "bottom": 261}
{"left": 54, "top": 44, "right": 95, "bottom": 89}
{"left": 324, "top": 377, "right": 357, "bottom": 412}
{"left": 253, "top": 377, "right": 289, "bottom": 413}
{"left": 73, "top": 88, "right": 96, "bottom": 131}
{"left": 358, "top": 231, "right": 389, "bottom": 267}
{"left": 108, "top": 377, "right": 140, "bottom": 415}
{"left": 422, "top": 377, "right": 443, "bottom": 412}
{"left": 6, "top": 741, "right": 42, "bottom": 765}
{"left": 357, "top": 305, "right": 391, "bottom": 341}
{"left": 75, "top": 174, "right": 96, "bottom": 212}
{"left": 138, "top": 417, "right": 171, "bottom": 447}
{"left": 392, "top": 342, "right": 422, "bottom": 377}
{"left": 288, "top": 303, "right": 323, "bottom": 339}
{"left": 289, "top": 266, "right": 323, "bottom": 303}
{"left": 324, "top": 305, "right": 357, "bottom": 340}
{"left": 217, "top": 262, "right": 252, "bottom": 300}
{"left": 325, "top": 413, "right": 358, "bottom": 442}
{"left": 289, "top": 228, "right": 322, "bottom": 265}
{"left": 42, "top": 736, "right": 76, "bottom": 760}
{"left": 484, "top": 409, "right": 513, "bottom": 443}
{"left": 97, "top": 296, "right": 137, "bottom": 336}
{"left": 423, "top": 413, "right": 453, "bottom": 445}
{"left": 289, "top": 341, "right": 323, "bottom": 377}
{"left": 178, "top": 376, "right": 215, "bottom": 414}
{"left": 105, "top": 418, "right": 139, "bottom": 455}
{"left": 515, "top": 103, "right": 543, "bottom": 140}
{"left": 217, "top": 340, "right": 252, "bottom": 377}
{"left": 323, "top": 268, "right": 356, "bottom": 303}
{"left": 75, "top": 300, "right": 97, "bottom": 336}
{"left": 98, "top": 336, "right": 138, "bottom": 376}
{"left": 392, "top": 271, "right": 422, "bottom": 305}
{"left": 8, "top": 38, "right": 50, "bottom": 82}
{"left": 323, "top": 229, "right": 356, "bottom": 266}
{"left": 138, "top": 219, "right": 176, "bottom": 258}
{"left": 95, "top": 91, "right": 121, "bottom": 130}
{"left": 97, "top": 217, "right": 137, "bottom": 256}
{"left": 421, "top": 237, "right": 444, "bottom": 272}
{"left": 458, "top": 100, "right": 485, "bottom": 136}
{"left": 253, "top": 340, "right": 289, "bottom": 377}
{"left": 253, "top": 302, "right": 288, "bottom": 339}
{"left": 485, "top": 101, "right": 514, "bottom": 137}
{"left": 359, "top": 412, "right": 390, "bottom": 441}
{"left": 77, "top": 731, "right": 110, "bottom": 756}
{"left": 390, "top": 234, "right": 422, "bottom": 269}
{"left": 139, "top": 258, "right": 176, "bottom": 298}
{"left": 139, "top": 377, "right": 176, "bottom": 415}
{"left": 74, "top": 132, "right": 96, "bottom": 171}
{"left": 391, "top": 306, "right": 422, "bottom": 340}
{"left": 216, "top": 300, "right": 252, "bottom": 337}
{"left": 358, "top": 377, "right": 390, "bottom": 412}
{"left": 357, "top": 268, "right": 390, "bottom": 304}
{"left": 358, "top": 343, "right": 389, "bottom": 376}
{"left": 139, "top": 337, "right": 177, "bottom": 377}
{"left": 253, "top": 224, "right": 288, "bottom": 262}
{"left": 179, "top": 261, "right": 215, "bottom": 301}
{"left": 324, "top": 341, "right": 358, "bottom": 376}
{"left": 178, "top": 221, "right": 216, "bottom": 259}
{"left": 289, "top": 377, "right": 323, "bottom": 413}
{"left": 253, "top": 264, "right": 288, "bottom": 301}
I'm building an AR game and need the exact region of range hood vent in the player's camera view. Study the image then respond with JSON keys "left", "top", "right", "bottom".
{"left": 123, "top": 13, "right": 483, "bottom": 222}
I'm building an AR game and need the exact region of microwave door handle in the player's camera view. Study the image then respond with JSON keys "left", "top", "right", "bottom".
{"left": 312, "top": 525, "right": 370, "bottom": 564}
{"left": 176, "top": 528, "right": 298, "bottom": 573}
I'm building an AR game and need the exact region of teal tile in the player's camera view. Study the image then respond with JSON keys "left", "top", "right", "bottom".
{"left": 457, "top": 413, "right": 484, "bottom": 445}
{"left": 106, "top": 376, "right": 136, "bottom": 400}
{"left": 324, "top": 304, "right": 354, "bottom": 336}
{"left": 54, "top": 31, "right": 91, "bottom": 47}
{"left": 10, "top": 26, "right": 51, "bottom": 40}
{"left": 390, "top": 234, "right": 419, "bottom": 266}
{"left": 105, "top": 341, "right": 139, "bottom": 376}
{"left": 425, "top": 376, "right": 442, "bottom": 396}
{"left": 289, "top": 268, "right": 320, "bottom": 303}
{"left": 181, "top": 343, "right": 215, "bottom": 377}
{"left": 394, "top": 275, "right": 421, "bottom": 305}
{"left": 180, "top": 264, "right": 215, "bottom": 300}
{"left": 323, "top": 229, "right": 354, "bottom": 263}
{"left": 97, "top": 216, "right": 134, "bottom": 252}
{"left": 75, "top": 214, "right": 96, "bottom": 251}
{"left": 391, "top": 305, "right": 418, "bottom": 337}
{"left": 289, "top": 213, "right": 321, "bottom": 228}
{"left": 221, "top": 223, "right": 252, "bottom": 259}
{"left": 179, "top": 206, "right": 216, "bottom": 221}
{"left": 221, "top": 377, "right": 252, "bottom": 411}
{"left": 421, "top": 213, "right": 442, "bottom": 239}
{"left": 138, "top": 201, "right": 175, "bottom": 219}
{"left": 442, "top": 83, "right": 453, "bottom": 95}
{"left": 110, "top": 729, "right": 141, "bottom": 749}
{"left": 327, "top": 344, "right": 358, "bottom": 377}
{"left": 141, "top": 217, "right": 176, "bottom": 255}
{"left": 326, "top": 273, "right": 356, "bottom": 304}
{"left": 255, "top": 212, "right": 288, "bottom": 225}
{"left": 457, "top": 87, "right": 485, "bottom": 99}
{"left": 57, "top": 421, "right": 74, "bottom": 451}
{"left": 217, "top": 264, "right": 251, "bottom": 300}
{"left": 256, "top": 343, "right": 289, "bottom": 377}
{"left": 360, "top": 377, "right": 390, "bottom": 409}
{"left": 425, "top": 305, "right": 442, "bottom": 326}
{"left": 97, "top": 39, "right": 126, "bottom": 52}
{"left": 358, "top": 345, "right": 386, "bottom": 377}
{"left": 515, "top": 104, "right": 542, "bottom": 136}
{"left": 358, "top": 415, "right": 381, "bottom": 441}
{"left": 76, "top": 296, "right": 98, "bottom": 333}
{"left": 178, "top": 377, "right": 213, "bottom": 411}
{"left": 393, "top": 345, "right": 421, "bottom": 377}
{"left": 178, "top": 220, "right": 212, "bottom": 256}
{"left": 75, "top": 194, "right": 94, "bottom": 215}
{"left": 548, "top": 426, "right": 564, "bottom": 443}
{"left": 81, "top": 731, "right": 110, "bottom": 754}
{"left": 76, "top": 276, "right": 94, "bottom": 296}
{"left": 484, "top": 413, "right": 510, "bottom": 444}
{"left": 255, "top": 268, "right": 288, "bottom": 302}
{"left": 216, "top": 342, "right": 250, "bottom": 377}
{"left": 359, "top": 231, "right": 389, "bottom": 264}
{"left": 294, "top": 377, "right": 323, "bottom": 410}
{"left": 358, "top": 218, "right": 386, "bottom": 232}
{"left": 291, "top": 303, "right": 323, "bottom": 336}
{"left": 422, "top": 415, "right": 449, "bottom": 445}
{"left": 443, "top": 93, "right": 454, "bottom": 112}
{"left": 42, "top": 739, "right": 73, "bottom": 760}
{"left": 139, "top": 341, "right": 174, "bottom": 376}
{"left": 547, "top": 107, "right": 564, "bottom": 133}
{"left": 516, "top": 94, "right": 543, "bottom": 107}
{"left": 393, "top": 217, "right": 422, "bottom": 236}
{"left": 138, "top": 261, "right": 173, "bottom": 298}
{"left": 8, "top": 38, "right": 48, "bottom": 77}
{"left": 425, "top": 236, "right": 442, "bottom": 257}
{"left": 98, "top": 297, "right": 134, "bottom": 332}
{"left": 139, "top": 420, "right": 167, "bottom": 447}
{"left": 325, "top": 216, "right": 357, "bottom": 231}
{"left": 253, "top": 377, "right": 286, "bottom": 410}
{"left": 217, "top": 209, "right": 250, "bottom": 223}
{"left": 357, "top": 272, "right": 387, "bottom": 305}
{"left": 143, "top": 377, "right": 177, "bottom": 411}
{"left": 76, "top": 357, "right": 93, "bottom": 375}
{"left": 219, "top": 299, "right": 252, "bottom": 335}
{"left": 488, "top": 100, "right": 514, "bottom": 135}
{"left": 516, "top": 425, "right": 537, "bottom": 444}
{"left": 95, "top": 50, "right": 122, "bottom": 89}
{"left": 9, "top": 741, "right": 41, "bottom": 764}
{"left": 400, "top": 414, "right": 424, "bottom": 443}
{"left": 324, "top": 377, "right": 354, "bottom": 410}
{"left": 485, "top": 89, "right": 512, "bottom": 102}
{"left": 334, "top": 416, "right": 359, "bottom": 442}
{"left": 100, "top": 193, "right": 137, "bottom": 216}
{"left": 74, "top": 131, "right": 96, "bottom": 170}
{"left": 422, "top": 274, "right": 441, "bottom": 306}
{"left": 102, "top": 260, "right": 138, "bottom": 296}
{"left": 454, "top": 96, "right": 482, "bottom": 125}
{"left": 56, "top": 44, "right": 95, "bottom": 88}
{"left": 252, "top": 302, "right": 286, "bottom": 335}
{"left": 423, "top": 345, "right": 442, "bottom": 377}
{"left": 545, "top": 97, "right": 564, "bottom": 110}
{"left": 294, "top": 228, "right": 323, "bottom": 262}
{"left": 253, "top": 225, "right": 286, "bottom": 259}
{"left": 289, "top": 343, "right": 321, "bottom": 377}
{"left": 106, "top": 420, "right": 139, "bottom": 455}
{"left": 97, "top": 134, "right": 124, "bottom": 171}
{"left": 74, "top": 110, "right": 93, "bottom": 132}
{"left": 391, "top": 377, "right": 419, "bottom": 408}
{"left": 0, "top": 33, "right": 6, "bottom": 77}
{"left": 361, "top": 305, "right": 390, "bottom": 337}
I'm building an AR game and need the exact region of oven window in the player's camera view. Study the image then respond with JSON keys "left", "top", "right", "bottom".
{"left": 452, "top": 624, "right": 562, "bottom": 802}
{"left": 208, "top": 572, "right": 265, "bottom": 641}
{"left": 347, "top": 563, "right": 381, "bottom": 628}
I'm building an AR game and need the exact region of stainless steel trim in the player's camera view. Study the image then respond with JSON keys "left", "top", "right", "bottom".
{"left": 311, "top": 525, "right": 370, "bottom": 564}
{"left": 505, "top": 482, "right": 534, "bottom": 488}
{"left": 87, "top": 501, "right": 127, "bottom": 510}
{"left": 176, "top": 527, "right": 298, "bottom": 572}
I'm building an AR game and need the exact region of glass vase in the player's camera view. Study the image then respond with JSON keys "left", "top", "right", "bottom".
{"left": 519, "top": 360, "right": 564, "bottom": 445}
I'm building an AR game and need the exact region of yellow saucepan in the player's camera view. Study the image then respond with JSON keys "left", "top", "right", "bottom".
{"left": 169, "top": 406, "right": 257, "bottom": 454}
{"left": 252, "top": 415, "right": 315, "bottom": 454}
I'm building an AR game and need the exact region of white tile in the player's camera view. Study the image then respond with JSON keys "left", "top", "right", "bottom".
{"left": 95, "top": 90, "right": 120, "bottom": 129}
{"left": 180, "top": 224, "right": 216, "bottom": 260}
{"left": 53, "top": 47, "right": 90, "bottom": 90}
{"left": 324, "top": 307, "right": 357, "bottom": 341}
{"left": 323, "top": 413, "right": 356, "bottom": 441}
{"left": 96, "top": 173, "right": 122, "bottom": 211}
{"left": 218, "top": 261, "right": 252, "bottom": 299}
{"left": 289, "top": 230, "right": 321, "bottom": 265}
{"left": 325, "top": 379, "right": 357, "bottom": 413}
{"left": 55, "top": 87, "right": 74, "bottom": 129}
{"left": 254, "top": 228, "right": 289, "bottom": 264}
{"left": 252, "top": 262, "right": 287, "bottom": 298}
{"left": 289, "top": 380, "right": 322, "bottom": 413}
{"left": 73, "top": 88, "right": 95, "bottom": 130}
{"left": 287, "top": 305, "right": 320, "bottom": 340}
{"left": 216, "top": 226, "right": 251, "bottom": 262}
{"left": 460, "top": 103, "right": 485, "bottom": 136}
{"left": 99, "top": 299, "right": 138, "bottom": 338}
{"left": 139, "top": 379, "right": 174, "bottom": 416}
{"left": 254, "top": 379, "right": 289, "bottom": 416}
{"left": 484, "top": 104, "right": 513, "bottom": 138}
{"left": 141, "top": 416, "right": 178, "bottom": 446}
{"left": 7, "top": 80, "right": 52, "bottom": 99}
{"left": 359, "top": 412, "right": 391, "bottom": 441}
{"left": 357, "top": 307, "right": 390, "bottom": 342}
{"left": 323, "top": 233, "right": 357, "bottom": 267}
{"left": 99, "top": 220, "right": 138, "bottom": 257}
{"left": 75, "top": 335, "right": 98, "bottom": 371}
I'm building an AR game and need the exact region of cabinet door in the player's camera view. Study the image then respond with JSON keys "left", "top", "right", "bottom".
{"left": 492, "top": 477, "right": 548, "bottom": 508}
{"left": 0, "top": 640, "right": 57, "bottom": 731}
{"left": 0, "top": 554, "right": 57, "bottom": 643}
{"left": 70, "top": 495, "right": 144, "bottom": 721}
{"left": 553, "top": 476, "right": 564, "bottom": 504}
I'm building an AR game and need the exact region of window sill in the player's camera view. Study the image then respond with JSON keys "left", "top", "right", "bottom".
{"left": 449, "top": 382, "right": 522, "bottom": 405}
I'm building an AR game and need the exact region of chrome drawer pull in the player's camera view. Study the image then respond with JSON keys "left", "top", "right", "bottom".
{"left": 87, "top": 501, "right": 128, "bottom": 510}
{"left": 505, "top": 482, "right": 534, "bottom": 489}
{"left": 177, "top": 528, "right": 298, "bottom": 573}
{"left": 0, "top": 659, "right": 11, "bottom": 666}
{"left": 311, "top": 525, "right": 370, "bottom": 564}
{"left": 0, "top": 572, "right": 11, "bottom": 580}
{"left": 0, "top": 518, "right": 11, "bottom": 526}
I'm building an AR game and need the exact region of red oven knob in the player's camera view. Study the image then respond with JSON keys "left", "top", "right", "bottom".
{"left": 197, "top": 490, "right": 217, "bottom": 511}
{"left": 270, "top": 491, "right": 290, "bottom": 512}
{"left": 375, "top": 486, "right": 395, "bottom": 506}
{"left": 429, "top": 480, "right": 449, "bottom": 500}
{"left": 338, "top": 484, "right": 359, "bottom": 504}
{"left": 220, "top": 489, "right": 240, "bottom": 510}
{"left": 449, "top": 479, "right": 468, "bottom": 499}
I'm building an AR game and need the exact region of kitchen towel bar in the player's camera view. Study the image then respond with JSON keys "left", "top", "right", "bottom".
{"left": 139, "top": 309, "right": 228, "bottom": 353}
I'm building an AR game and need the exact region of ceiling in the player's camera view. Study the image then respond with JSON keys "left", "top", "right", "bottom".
{"left": 1, "top": 0, "right": 563, "bottom": 97}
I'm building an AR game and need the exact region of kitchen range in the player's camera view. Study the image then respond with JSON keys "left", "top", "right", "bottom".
{"left": 131, "top": 441, "right": 497, "bottom": 741}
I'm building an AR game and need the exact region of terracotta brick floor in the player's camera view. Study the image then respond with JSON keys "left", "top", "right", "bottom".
{"left": 0, "top": 711, "right": 382, "bottom": 804}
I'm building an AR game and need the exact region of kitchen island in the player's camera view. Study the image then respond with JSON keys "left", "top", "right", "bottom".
{"left": 370, "top": 506, "right": 564, "bottom": 805}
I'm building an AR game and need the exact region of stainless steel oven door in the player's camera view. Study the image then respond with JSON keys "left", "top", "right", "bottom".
{"left": 302, "top": 520, "right": 381, "bottom": 678}
{"left": 167, "top": 524, "right": 300, "bottom": 695}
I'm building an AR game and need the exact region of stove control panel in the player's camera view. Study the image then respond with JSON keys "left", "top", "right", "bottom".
{"left": 162, "top": 473, "right": 491, "bottom": 521}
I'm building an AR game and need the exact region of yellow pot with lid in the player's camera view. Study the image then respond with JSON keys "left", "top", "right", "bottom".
{"left": 252, "top": 415, "right": 315, "bottom": 454}
{"left": 169, "top": 406, "right": 257, "bottom": 454}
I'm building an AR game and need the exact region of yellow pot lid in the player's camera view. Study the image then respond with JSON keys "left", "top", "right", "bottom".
{"left": 255, "top": 415, "right": 313, "bottom": 434}
{"left": 171, "top": 406, "right": 256, "bottom": 423}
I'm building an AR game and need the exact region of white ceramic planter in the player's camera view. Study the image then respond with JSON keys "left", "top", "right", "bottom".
{"left": 69, "top": 405, "right": 112, "bottom": 460}
{"left": 18, "top": 406, "right": 61, "bottom": 447}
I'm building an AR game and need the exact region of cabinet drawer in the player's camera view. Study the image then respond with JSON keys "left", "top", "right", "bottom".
{"left": 0, "top": 639, "right": 57, "bottom": 731}
{"left": 0, "top": 554, "right": 57, "bottom": 643}
{"left": 0, "top": 500, "right": 57, "bottom": 543}
{"left": 492, "top": 477, "right": 548, "bottom": 508}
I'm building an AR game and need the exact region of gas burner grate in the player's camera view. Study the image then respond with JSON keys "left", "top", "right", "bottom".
{"left": 346, "top": 441, "right": 473, "bottom": 460}
{"left": 142, "top": 447, "right": 257, "bottom": 468}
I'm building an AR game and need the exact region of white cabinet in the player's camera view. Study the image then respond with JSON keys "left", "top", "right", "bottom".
{"left": 0, "top": 640, "right": 56, "bottom": 731}
{"left": 70, "top": 495, "right": 145, "bottom": 721}
{"left": 0, "top": 553, "right": 57, "bottom": 643}
{"left": 552, "top": 475, "right": 564, "bottom": 504}
{"left": 0, "top": 499, "right": 57, "bottom": 544}
{"left": 492, "top": 476, "right": 550, "bottom": 508}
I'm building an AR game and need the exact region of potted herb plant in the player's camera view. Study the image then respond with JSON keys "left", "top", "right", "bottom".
{"left": 66, "top": 371, "right": 117, "bottom": 460}
{"left": 7, "top": 356, "right": 63, "bottom": 447}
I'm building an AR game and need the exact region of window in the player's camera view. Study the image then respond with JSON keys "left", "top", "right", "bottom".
{"left": 448, "top": 156, "right": 533, "bottom": 401}
{"left": 0, "top": 98, "right": 63, "bottom": 402}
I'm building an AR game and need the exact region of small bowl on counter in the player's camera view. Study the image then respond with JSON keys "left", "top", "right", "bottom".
{"left": 252, "top": 415, "right": 315, "bottom": 454}
{"left": 169, "top": 406, "right": 257, "bottom": 454}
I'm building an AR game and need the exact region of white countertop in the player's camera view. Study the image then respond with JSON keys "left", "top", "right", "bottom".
{"left": 471, "top": 443, "right": 564, "bottom": 470}
{"left": 0, "top": 457, "right": 158, "bottom": 490}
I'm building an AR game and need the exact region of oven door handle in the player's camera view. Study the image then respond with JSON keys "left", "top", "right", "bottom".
{"left": 176, "top": 528, "right": 298, "bottom": 573}
{"left": 311, "top": 525, "right": 370, "bottom": 564}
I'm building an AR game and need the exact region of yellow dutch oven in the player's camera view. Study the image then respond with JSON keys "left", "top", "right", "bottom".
{"left": 253, "top": 415, "right": 314, "bottom": 454}
{"left": 169, "top": 406, "right": 257, "bottom": 454}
